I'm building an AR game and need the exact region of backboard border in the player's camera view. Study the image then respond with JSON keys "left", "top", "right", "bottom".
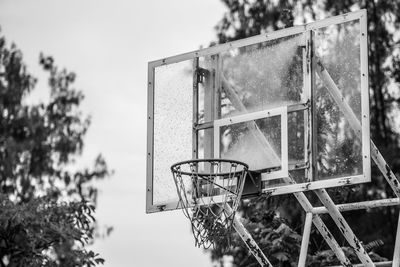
{"left": 148, "top": 9, "right": 366, "bottom": 68}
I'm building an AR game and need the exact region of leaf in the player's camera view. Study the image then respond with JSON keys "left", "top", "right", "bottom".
{"left": 273, "top": 251, "right": 289, "bottom": 262}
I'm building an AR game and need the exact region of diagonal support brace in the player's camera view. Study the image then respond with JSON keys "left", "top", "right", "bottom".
{"left": 225, "top": 205, "right": 273, "bottom": 266}
{"left": 315, "top": 189, "right": 374, "bottom": 266}
{"left": 292, "top": 190, "right": 352, "bottom": 266}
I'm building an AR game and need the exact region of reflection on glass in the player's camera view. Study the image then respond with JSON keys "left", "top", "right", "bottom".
{"left": 220, "top": 116, "right": 281, "bottom": 171}
{"left": 220, "top": 34, "right": 304, "bottom": 118}
{"left": 288, "top": 111, "right": 305, "bottom": 163}
{"left": 314, "top": 20, "right": 363, "bottom": 180}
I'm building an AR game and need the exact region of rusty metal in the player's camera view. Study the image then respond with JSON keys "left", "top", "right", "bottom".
{"left": 312, "top": 215, "right": 352, "bottom": 266}
{"left": 312, "top": 198, "right": 400, "bottom": 214}
{"left": 314, "top": 189, "right": 374, "bottom": 266}
{"left": 192, "top": 58, "right": 199, "bottom": 160}
{"left": 290, "top": 189, "right": 352, "bottom": 265}
{"left": 228, "top": 206, "right": 273, "bottom": 267}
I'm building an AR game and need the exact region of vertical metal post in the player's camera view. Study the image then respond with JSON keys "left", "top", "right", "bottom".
{"left": 298, "top": 212, "right": 313, "bottom": 267}
{"left": 310, "top": 30, "right": 318, "bottom": 182}
{"left": 392, "top": 214, "right": 400, "bottom": 267}
{"left": 370, "top": 141, "right": 400, "bottom": 197}
{"left": 204, "top": 67, "right": 214, "bottom": 159}
{"left": 311, "top": 215, "right": 352, "bottom": 266}
{"left": 302, "top": 31, "right": 311, "bottom": 182}
{"left": 214, "top": 54, "right": 221, "bottom": 120}
{"left": 192, "top": 58, "right": 199, "bottom": 159}
{"left": 303, "top": 30, "right": 316, "bottom": 182}
{"left": 314, "top": 189, "right": 374, "bottom": 266}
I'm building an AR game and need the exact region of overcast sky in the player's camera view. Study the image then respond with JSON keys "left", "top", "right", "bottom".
{"left": 0, "top": 0, "right": 226, "bottom": 266}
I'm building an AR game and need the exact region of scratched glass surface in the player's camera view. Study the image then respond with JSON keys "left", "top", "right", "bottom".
{"left": 219, "top": 115, "right": 281, "bottom": 171}
{"left": 262, "top": 169, "right": 307, "bottom": 188}
{"left": 314, "top": 20, "right": 363, "bottom": 180}
{"left": 219, "top": 34, "right": 304, "bottom": 119}
{"left": 153, "top": 60, "right": 193, "bottom": 205}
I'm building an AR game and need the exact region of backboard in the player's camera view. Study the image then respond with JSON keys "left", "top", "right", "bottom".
{"left": 146, "top": 9, "right": 370, "bottom": 213}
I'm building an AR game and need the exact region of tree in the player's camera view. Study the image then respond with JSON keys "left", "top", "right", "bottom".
{"left": 0, "top": 30, "right": 111, "bottom": 266}
{"left": 209, "top": 0, "right": 400, "bottom": 265}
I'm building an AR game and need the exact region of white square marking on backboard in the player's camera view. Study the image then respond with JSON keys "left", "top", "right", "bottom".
{"left": 213, "top": 106, "right": 288, "bottom": 181}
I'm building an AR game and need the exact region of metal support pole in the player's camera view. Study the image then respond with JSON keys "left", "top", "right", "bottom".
{"left": 315, "top": 189, "right": 374, "bottom": 266}
{"left": 224, "top": 204, "right": 272, "bottom": 267}
{"left": 298, "top": 212, "right": 313, "bottom": 267}
{"left": 392, "top": 214, "right": 400, "bottom": 267}
{"left": 232, "top": 217, "right": 272, "bottom": 267}
{"left": 311, "top": 215, "right": 352, "bottom": 266}
{"left": 312, "top": 198, "right": 400, "bottom": 214}
{"left": 371, "top": 142, "right": 400, "bottom": 197}
{"left": 192, "top": 57, "right": 199, "bottom": 160}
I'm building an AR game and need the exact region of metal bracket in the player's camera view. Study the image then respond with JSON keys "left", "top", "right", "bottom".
{"left": 242, "top": 171, "right": 262, "bottom": 199}
{"left": 196, "top": 67, "right": 208, "bottom": 84}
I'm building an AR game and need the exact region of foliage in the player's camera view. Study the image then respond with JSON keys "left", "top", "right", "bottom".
{"left": 307, "top": 245, "right": 387, "bottom": 267}
{"left": 0, "top": 196, "right": 103, "bottom": 266}
{"left": 0, "top": 30, "right": 111, "bottom": 266}
{"left": 210, "top": 196, "right": 302, "bottom": 267}
{"left": 209, "top": 0, "right": 400, "bottom": 266}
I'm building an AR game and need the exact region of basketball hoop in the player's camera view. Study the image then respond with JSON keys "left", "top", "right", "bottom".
{"left": 171, "top": 159, "right": 248, "bottom": 249}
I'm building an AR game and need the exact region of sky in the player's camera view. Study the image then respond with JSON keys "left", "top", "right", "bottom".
{"left": 0, "top": 0, "right": 226, "bottom": 266}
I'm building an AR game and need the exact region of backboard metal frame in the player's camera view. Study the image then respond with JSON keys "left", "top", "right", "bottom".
{"left": 146, "top": 9, "right": 370, "bottom": 213}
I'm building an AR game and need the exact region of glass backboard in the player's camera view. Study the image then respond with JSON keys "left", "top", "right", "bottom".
{"left": 146, "top": 9, "right": 370, "bottom": 213}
